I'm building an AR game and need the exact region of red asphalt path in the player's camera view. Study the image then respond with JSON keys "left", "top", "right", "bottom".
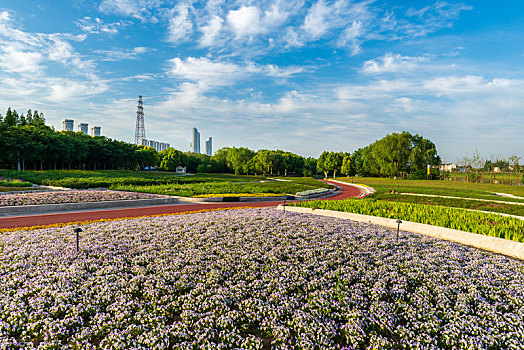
{"left": 0, "top": 180, "right": 362, "bottom": 229}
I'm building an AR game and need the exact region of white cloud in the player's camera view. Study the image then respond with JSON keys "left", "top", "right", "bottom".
{"left": 0, "top": 45, "right": 43, "bottom": 73}
{"left": 48, "top": 79, "right": 108, "bottom": 102}
{"left": 169, "top": 57, "right": 259, "bottom": 88}
{"left": 0, "top": 10, "right": 107, "bottom": 108}
{"left": 227, "top": 6, "right": 262, "bottom": 38}
{"left": 302, "top": 0, "right": 331, "bottom": 39}
{"left": 199, "top": 16, "right": 223, "bottom": 47}
{"left": 168, "top": 56, "right": 306, "bottom": 89}
{"left": 95, "top": 46, "right": 150, "bottom": 61}
{"left": 98, "top": 0, "right": 162, "bottom": 21}
{"left": 362, "top": 53, "right": 429, "bottom": 73}
{"left": 337, "top": 21, "right": 363, "bottom": 54}
{"left": 401, "top": 1, "right": 473, "bottom": 37}
{"left": 75, "top": 17, "right": 124, "bottom": 35}
{"left": 167, "top": 3, "right": 193, "bottom": 43}
{"left": 97, "top": 1, "right": 470, "bottom": 57}
{"left": 225, "top": 4, "right": 290, "bottom": 39}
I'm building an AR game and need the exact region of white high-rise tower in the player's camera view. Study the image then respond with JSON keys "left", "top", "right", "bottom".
{"left": 191, "top": 127, "right": 200, "bottom": 153}
{"left": 205, "top": 137, "right": 212, "bottom": 156}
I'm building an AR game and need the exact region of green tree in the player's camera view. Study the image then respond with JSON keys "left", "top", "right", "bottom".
{"left": 3, "top": 108, "right": 17, "bottom": 128}
{"left": 317, "top": 151, "right": 329, "bottom": 178}
{"left": 341, "top": 154, "right": 352, "bottom": 177}
{"left": 325, "top": 152, "right": 344, "bottom": 178}
{"left": 226, "top": 147, "right": 255, "bottom": 175}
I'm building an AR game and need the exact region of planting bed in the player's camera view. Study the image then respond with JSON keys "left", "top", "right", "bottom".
{"left": 0, "top": 209, "right": 523, "bottom": 349}
{"left": 296, "top": 199, "right": 524, "bottom": 242}
{"left": 0, "top": 190, "right": 168, "bottom": 207}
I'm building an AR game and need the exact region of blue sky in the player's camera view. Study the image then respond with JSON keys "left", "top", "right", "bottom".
{"left": 1, "top": 0, "right": 523, "bottom": 162}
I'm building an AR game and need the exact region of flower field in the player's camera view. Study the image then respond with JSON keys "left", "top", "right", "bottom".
{"left": 0, "top": 209, "right": 523, "bottom": 349}
{"left": 0, "top": 190, "right": 168, "bottom": 207}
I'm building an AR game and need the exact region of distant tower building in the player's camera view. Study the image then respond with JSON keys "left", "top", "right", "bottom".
{"left": 141, "top": 138, "right": 170, "bottom": 152}
{"left": 78, "top": 123, "right": 88, "bottom": 135}
{"left": 205, "top": 137, "right": 212, "bottom": 156}
{"left": 62, "top": 119, "right": 74, "bottom": 131}
{"left": 192, "top": 127, "right": 200, "bottom": 154}
{"left": 134, "top": 95, "right": 145, "bottom": 145}
{"left": 91, "top": 126, "right": 101, "bottom": 137}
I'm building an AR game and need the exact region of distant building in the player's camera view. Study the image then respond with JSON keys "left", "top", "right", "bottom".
{"left": 78, "top": 123, "right": 88, "bottom": 135}
{"left": 191, "top": 127, "right": 200, "bottom": 154}
{"left": 62, "top": 119, "right": 74, "bottom": 131}
{"left": 141, "top": 139, "right": 170, "bottom": 152}
{"left": 439, "top": 163, "right": 457, "bottom": 172}
{"left": 90, "top": 126, "right": 101, "bottom": 137}
{"left": 176, "top": 166, "right": 186, "bottom": 174}
{"left": 205, "top": 137, "right": 212, "bottom": 156}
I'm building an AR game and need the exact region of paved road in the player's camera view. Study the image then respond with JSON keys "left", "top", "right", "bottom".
{"left": 0, "top": 180, "right": 362, "bottom": 229}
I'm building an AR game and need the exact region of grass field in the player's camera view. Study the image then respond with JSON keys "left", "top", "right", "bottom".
{"left": 112, "top": 177, "right": 332, "bottom": 197}
{"left": 339, "top": 176, "right": 524, "bottom": 196}
{"left": 0, "top": 170, "right": 256, "bottom": 188}
{"left": 333, "top": 177, "right": 524, "bottom": 218}
{"left": 447, "top": 171, "right": 522, "bottom": 186}
{"left": 0, "top": 170, "right": 331, "bottom": 197}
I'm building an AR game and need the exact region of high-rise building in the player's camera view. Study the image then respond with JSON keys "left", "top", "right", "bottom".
{"left": 62, "top": 119, "right": 74, "bottom": 131}
{"left": 205, "top": 137, "right": 212, "bottom": 156}
{"left": 78, "top": 123, "right": 88, "bottom": 135}
{"left": 191, "top": 127, "right": 200, "bottom": 154}
{"left": 141, "top": 139, "right": 170, "bottom": 152}
{"left": 91, "top": 126, "right": 101, "bottom": 137}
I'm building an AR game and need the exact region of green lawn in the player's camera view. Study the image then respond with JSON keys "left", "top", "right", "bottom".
{"left": 336, "top": 177, "right": 524, "bottom": 197}
{"left": 0, "top": 170, "right": 331, "bottom": 197}
{"left": 333, "top": 177, "right": 524, "bottom": 217}
{"left": 112, "top": 180, "right": 331, "bottom": 197}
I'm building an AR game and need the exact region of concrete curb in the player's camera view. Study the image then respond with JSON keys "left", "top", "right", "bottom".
{"left": 276, "top": 205, "right": 524, "bottom": 261}
{"left": 324, "top": 180, "right": 375, "bottom": 198}
{"left": 0, "top": 197, "right": 179, "bottom": 216}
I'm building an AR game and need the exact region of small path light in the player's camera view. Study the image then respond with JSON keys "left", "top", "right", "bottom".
{"left": 74, "top": 228, "right": 82, "bottom": 252}
{"left": 283, "top": 200, "right": 287, "bottom": 212}
{"left": 396, "top": 220, "right": 402, "bottom": 242}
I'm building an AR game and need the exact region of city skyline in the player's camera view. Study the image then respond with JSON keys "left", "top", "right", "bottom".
{"left": 0, "top": 1, "right": 523, "bottom": 161}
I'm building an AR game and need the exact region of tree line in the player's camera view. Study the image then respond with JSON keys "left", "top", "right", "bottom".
{"left": 0, "top": 108, "right": 158, "bottom": 171}
{"left": 1, "top": 107, "right": 441, "bottom": 178}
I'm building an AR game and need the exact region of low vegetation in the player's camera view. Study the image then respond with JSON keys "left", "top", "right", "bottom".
{"left": 0, "top": 178, "right": 32, "bottom": 187}
{"left": 338, "top": 177, "right": 524, "bottom": 197}
{"left": 113, "top": 179, "right": 331, "bottom": 198}
{"left": 0, "top": 170, "right": 331, "bottom": 197}
{"left": 0, "top": 170, "right": 255, "bottom": 189}
{"left": 295, "top": 198, "right": 524, "bottom": 242}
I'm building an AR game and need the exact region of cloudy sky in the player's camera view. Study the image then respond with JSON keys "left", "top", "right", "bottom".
{"left": 1, "top": 0, "right": 523, "bottom": 161}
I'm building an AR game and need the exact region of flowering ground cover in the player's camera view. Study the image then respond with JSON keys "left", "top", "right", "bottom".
{"left": 0, "top": 209, "right": 523, "bottom": 349}
{"left": 0, "top": 190, "right": 168, "bottom": 206}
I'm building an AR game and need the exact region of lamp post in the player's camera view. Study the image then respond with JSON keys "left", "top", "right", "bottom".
{"left": 283, "top": 200, "right": 287, "bottom": 212}
{"left": 396, "top": 220, "right": 402, "bottom": 242}
{"left": 74, "top": 228, "right": 82, "bottom": 252}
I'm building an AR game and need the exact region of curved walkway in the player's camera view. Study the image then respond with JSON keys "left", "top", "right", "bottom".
{"left": 0, "top": 180, "right": 362, "bottom": 229}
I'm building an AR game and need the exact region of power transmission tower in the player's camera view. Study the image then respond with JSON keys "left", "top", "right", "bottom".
{"left": 134, "top": 95, "right": 145, "bottom": 145}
